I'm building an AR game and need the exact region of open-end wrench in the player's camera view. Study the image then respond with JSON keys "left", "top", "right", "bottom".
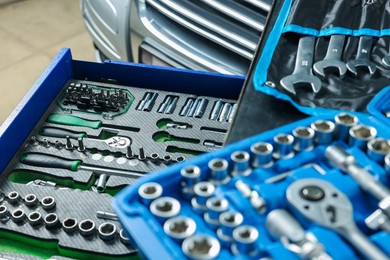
{"left": 313, "top": 35, "right": 347, "bottom": 78}
{"left": 346, "top": 36, "right": 377, "bottom": 76}
{"left": 287, "top": 178, "right": 389, "bottom": 260}
{"left": 280, "top": 36, "right": 322, "bottom": 95}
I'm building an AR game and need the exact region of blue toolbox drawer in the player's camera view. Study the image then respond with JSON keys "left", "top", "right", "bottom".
{"left": 0, "top": 48, "right": 244, "bottom": 259}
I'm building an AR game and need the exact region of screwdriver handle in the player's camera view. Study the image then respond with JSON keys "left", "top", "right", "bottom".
{"left": 40, "top": 127, "right": 87, "bottom": 140}
{"left": 47, "top": 114, "right": 102, "bottom": 129}
{"left": 20, "top": 153, "right": 82, "bottom": 172}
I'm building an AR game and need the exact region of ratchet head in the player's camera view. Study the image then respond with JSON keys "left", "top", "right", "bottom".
{"left": 313, "top": 60, "right": 348, "bottom": 78}
{"left": 382, "top": 55, "right": 390, "bottom": 68}
{"left": 346, "top": 59, "right": 377, "bottom": 77}
{"left": 280, "top": 74, "right": 322, "bottom": 95}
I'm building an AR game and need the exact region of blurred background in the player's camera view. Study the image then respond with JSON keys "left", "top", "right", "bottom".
{"left": 0, "top": 0, "right": 93, "bottom": 123}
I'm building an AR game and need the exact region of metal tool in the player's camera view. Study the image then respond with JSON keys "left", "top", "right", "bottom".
{"left": 314, "top": 35, "right": 347, "bottom": 78}
{"left": 218, "top": 103, "right": 232, "bottom": 122}
{"left": 231, "top": 225, "right": 259, "bottom": 255}
{"left": 192, "top": 182, "right": 215, "bottom": 212}
{"left": 0, "top": 205, "right": 9, "bottom": 220}
{"left": 47, "top": 114, "right": 140, "bottom": 132}
{"left": 137, "top": 92, "right": 153, "bottom": 110}
{"left": 98, "top": 222, "right": 117, "bottom": 241}
{"left": 164, "top": 216, "right": 196, "bottom": 242}
{"left": 11, "top": 209, "right": 26, "bottom": 224}
{"left": 204, "top": 197, "right": 229, "bottom": 228}
{"left": 325, "top": 145, "right": 390, "bottom": 232}
{"left": 28, "top": 212, "right": 42, "bottom": 227}
{"left": 228, "top": 104, "right": 238, "bottom": 123}
{"left": 79, "top": 219, "right": 96, "bottom": 236}
{"left": 188, "top": 98, "right": 200, "bottom": 117}
{"left": 266, "top": 209, "right": 332, "bottom": 260}
{"left": 208, "top": 158, "right": 230, "bottom": 184}
{"left": 142, "top": 92, "right": 158, "bottom": 112}
{"left": 7, "top": 191, "right": 20, "bottom": 205}
{"left": 292, "top": 126, "right": 315, "bottom": 152}
{"left": 287, "top": 178, "right": 389, "bottom": 260}
{"left": 334, "top": 113, "right": 358, "bottom": 141}
{"left": 96, "top": 174, "right": 108, "bottom": 192}
{"left": 24, "top": 194, "right": 38, "bottom": 208}
{"left": 235, "top": 180, "right": 267, "bottom": 214}
{"left": 41, "top": 196, "right": 56, "bottom": 211}
{"left": 180, "top": 98, "right": 195, "bottom": 116}
{"left": 210, "top": 100, "right": 224, "bottom": 120}
{"left": 231, "top": 151, "right": 251, "bottom": 176}
{"left": 96, "top": 211, "right": 118, "bottom": 221}
{"left": 386, "top": 154, "right": 390, "bottom": 174}
{"left": 385, "top": 110, "right": 390, "bottom": 118}
{"left": 346, "top": 36, "right": 377, "bottom": 76}
{"left": 280, "top": 36, "right": 322, "bottom": 95}
{"left": 264, "top": 163, "right": 326, "bottom": 184}
{"left": 138, "top": 182, "right": 163, "bottom": 206}
{"left": 311, "top": 120, "right": 335, "bottom": 145}
{"left": 273, "top": 134, "right": 294, "bottom": 159}
{"left": 217, "top": 211, "right": 243, "bottom": 244}
{"left": 182, "top": 235, "right": 220, "bottom": 260}
{"left": 349, "top": 124, "right": 377, "bottom": 149}
{"left": 194, "top": 98, "right": 209, "bottom": 118}
{"left": 62, "top": 218, "right": 78, "bottom": 233}
{"left": 21, "top": 153, "right": 144, "bottom": 179}
{"left": 367, "top": 138, "right": 390, "bottom": 163}
{"left": 181, "top": 165, "right": 201, "bottom": 199}
{"left": 250, "top": 142, "right": 273, "bottom": 168}
{"left": 138, "top": 146, "right": 146, "bottom": 161}
{"left": 204, "top": 140, "right": 222, "bottom": 149}
{"left": 150, "top": 197, "right": 181, "bottom": 223}
{"left": 44, "top": 213, "right": 60, "bottom": 229}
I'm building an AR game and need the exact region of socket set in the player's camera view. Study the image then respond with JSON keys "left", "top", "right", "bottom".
{"left": 0, "top": 49, "right": 242, "bottom": 259}
{"left": 114, "top": 87, "right": 390, "bottom": 259}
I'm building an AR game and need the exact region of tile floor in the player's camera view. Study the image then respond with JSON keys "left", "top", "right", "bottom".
{"left": 0, "top": 0, "right": 95, "bottom": 123}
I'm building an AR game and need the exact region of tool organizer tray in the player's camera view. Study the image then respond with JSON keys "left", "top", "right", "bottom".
{"left": 0, "top": 49, "right": 243, "bottom": 259}
{"left": 114, "top": 86, "right": 390, "bottom": 259}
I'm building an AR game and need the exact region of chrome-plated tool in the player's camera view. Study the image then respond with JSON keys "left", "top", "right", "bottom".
{"left": 250, "top": 142, "right": 273, "bottom": 168}
{"left": 194, "top": 98, "right": 209, "bottom": 118}
{"left": 287, "top": 178, "right": 388, "bottom": 260}
{"left": 280, "top": 36, "right": 322, "bottom": 95}
{"left": 204, "top": 197, "right": 229, "bottom": 228}
{"left": 314, "top": 35, "right": 347, "bottom": 78}
{"left": 273, "top": 134, "right": 294, "bottom": 159}
{"left": 79, "top": 219, "right": 96, "bottom": 236}
{"left": 192, "top": 182, "right": 215, "bottom": 213}
{"left": 62, "top": 218, "right": 78, "bottom": 233}
{"left": 96, "top": 211, "right": 118, "bottom": 221}
{"left": 138, "top": 182, "right": 163, "bottom": 206}
{"left": 232, "top": 225, "right": 259, "bottom": 255}
{"left": 235, "top": 180, "right": 267, "bottom": 214}
{"left": 311, "top": 120, "right": 335, "bottom": 145}
{"left": 181, "top": 165, "right": 201, "bottom": 199}
{"left": 41, "top": 196, "right": 56, "bottom": 211}
{"left": 347, "top": 36, "right": 377, "bottom": 76}
{"left": 218, "top": 103, "right": 232, "bottom": 122}
{"left": 217, "top": 211, "right": 243, "bottom": 244}
{"left": 164, "top": 216, "right": 196, "bottom": 242}
{"left": 231, "top": 151, "right": 252, "bottom": 176}
{"left": 98, "top": 222, "right": 117, "bottom": 241}
{"left": 150, "top": 197, "right": 181, "bottom": 223}
{"left": 266, "top": 209, "right": 332, "bottom": 260}
{"left": 367, "top": 138, "right": 390, "bottom": 163}
{"left": 28, "top": 212, "right": 43, "bottom": 227}
{"left": 208, "top": 158, "right": 230, "bottom": 184}
{"left": 44, "top": 213, "right": 60, "bottom": 229}
{"left": 182, "top": 235, "right": 220, "bottom": 260}
{"left": 292, "top": 126, "right": 315, "bottom": 152}
{"left": 210, "top": 100, "right": 224, "bottom": 120}
{"left": 325, "top": 145, "right": 390, "bottom": 233}
{"left": 24, "top": 194, "right": 38, "bottom": 208}
{"left": 349, "top": 124, "right": 377, "bottom": 149}
{"left": 11, "top": 209, "right": 26, "bottom": 224}
{"left": 334, "top": 113, "right": 358, "bottom": 141}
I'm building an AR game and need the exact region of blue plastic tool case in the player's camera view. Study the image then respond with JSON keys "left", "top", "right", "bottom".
{"left": 114, "top": 0, "right": 390, "bottom": 259}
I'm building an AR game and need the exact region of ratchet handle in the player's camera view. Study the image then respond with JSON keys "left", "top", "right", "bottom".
{"left": 20, "top": 153, "right": 82, "bottom": 172}
{"left": 47, "top": 114, "right": 102, "bottom": 129}
{"left": 40, "top": 127, "right": 86, "bottom": 140}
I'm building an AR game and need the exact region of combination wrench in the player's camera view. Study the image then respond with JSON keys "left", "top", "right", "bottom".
{"left": 287, "top": 178, "right": 389, "bottom": 260}
{"left": 346, "top": 36, "right": 377, "bottom": 76}
{"left": 280, "top": 36, "right": 322, "bottom": 95}
{"left": 313, "top": 35, "right": 347, "bottom": 78}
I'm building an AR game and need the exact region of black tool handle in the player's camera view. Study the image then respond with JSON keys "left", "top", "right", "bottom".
{"left": 40, "top": 127, "right": 86, "bottom": 140}
{"left": 20, "top": 153, "right": 81, "bottom": 172}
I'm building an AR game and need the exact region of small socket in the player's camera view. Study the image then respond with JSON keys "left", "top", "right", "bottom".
{"left": 182, "top": 235, "right": 220, "bottom": 260}
{"left": 11, "top": 209, "right": 26, "bottom": 224}
{"left": 7, "top": 191, "right": 20, "bottom": 204}
{"left": 150, "top": 197, "right": 181, "bottom": 222}
{"left": 250, "top": 142, "right": 273, "bottom": 168}
{"left": 62, "top": 218, "right": 78, "bottom": 233}
{"left": 24, "top": 194, "right": 38, "bottom": 208}
{"left": 119, "top": 228, "right": 130, "bottom": 245}
{"left": 273, "top": 134, "right": 294, "bottom": 159}
{"left": 138, "top": 182, "right": 163, "bottom": 206}
{"left": 231, "top": 151, "right": 251, "bottom": 176}
{"left": 41, "top": 196, "right": 56, "bottom": 211}
{"left": 28, "top": 212, "right": 43, "bottom": 227}
{"left": 98, "top": 222, "right": 117, "bottom": 241}
{"left": 335, "top": 113, "right": 358, "bottom": 141}
{"left": 79, "top": 219, "right": 96, "bottom": 237}
{"left": 163, "top": 216, "right": 196, "bottom": 242}
{"left": 232, "top": 225, "right": 259, "bottom": 255}
{"left": 292, "top": 126, "right": 315, "bottom": 152}
{"left": 219, "top": 211, "right": 244, "bottom": 238}
{"left": 0, "top": 205, "right": 9, "bottom": 219}
{"left": 44, "top": 213, "right": 59, "bottom": 229}
{"left": 204, "top": 197, "right": 229, "bottom": 228}
{"left": 192, "top": 182, "right": 215, "bottom": 212}
{"left": 367, "top": 138, "right": 390, "bottom": 163}
{"left": 208, "top": 158, "right": 230, "bottom": 184}
{"left": 349, "top": 124, "right": 377, "bottom": 149}
{"left": 311, "top": 120, "right": 335, "bottom": 145}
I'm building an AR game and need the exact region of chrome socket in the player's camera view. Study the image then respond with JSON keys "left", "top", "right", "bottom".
{"left": 41, "top": 196, "right": 56, "bottom": 211}
{"left": 182, "top": 235, "right": 220, "bottom": 260}
{"left": 164, "top": 216, "right": 196, "bottom": 242}
{"left": 98, "top": 222, "right": 117, "bottom": 241}
{"left": 24, "top": 194, "right": 38, "bottom": 208}
{"left": 62, "top": 218, "right": 78, "bottom": 233}
{"left": 292, "top": 126, "right": 315, "bottom": 152}
{"left": 0, "top": 205, "right": 9, "bottom": 220}
{"left": 250, "top": 142, "right": 273, "bottom": 168}
{"left": 218, "top": 211, "right": 243, "bottom": 239}
{"left": 181, "top": 165, "right": 201, "bottom": 199}
{"left": 231, "top": 151, "right": 251, "bottom": 176}
{"left": 150, "top": 197, "right": 181, "bottom": 223}
{"left": 150, "top": 153, "right": 160, "bottom": 164}
{"left": 28, "top": 212, "right": 42, "bottom": 227}
{"left": 311, "top": 120, "right": 335, "bottom": 145}
{"left": 349, "top": 124, "right": 377, "bottom": 149}
{"left": 385, "top": 154, "right": 390, "bottom": 174}
{"left": 273, "top": 134, "right": 294, "bottom": 159}
{"left": 163, "top": 155, "right": 172, "bottom": 165}
{"left": 7, "top": 191, "right": 20, "bottom": 205}
{"left": 191, "top": 182, "right": 215, "bottom": 213}
{"left": 232, "top": 225, "right": 259, "bottom": 255}
{"left": 208, "top": 158, "right": 230, "bottom": 184}
{"left": 119, "top": 228, "right": 130, "bottom": 245}
{"left": 79, "top": 219, "right": 96, "bottom": 237}
{"left": 367, "top": 138, "right": 390, "bottom": 163}
{"left": 96, "top": 174, "right": 107, "bottom": 193}
{"left": 138, "top": 182, "right": 163, "bottom": 206}
{"left": 204, "top": 197, "right": 229, "bottom": 229}
{"left": 335, "top": 113, "right": 358, "bottom": 141}
{"left": 44, "top": 213, "right": 60, "bottom": 229}
{"left": 11, "top": 209, "right": 25, "bottom": 224}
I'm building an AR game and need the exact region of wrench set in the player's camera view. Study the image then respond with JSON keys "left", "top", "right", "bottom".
{"left": 0, "top": 78, "right": 236, "bottom": 258}
{"left": 114, "top": 101, "right": 390, "bottom": 259}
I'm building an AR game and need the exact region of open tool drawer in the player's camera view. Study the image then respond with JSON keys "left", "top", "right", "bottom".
{"left": 0, "top": 48, "right": 244, "bottom": 259}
